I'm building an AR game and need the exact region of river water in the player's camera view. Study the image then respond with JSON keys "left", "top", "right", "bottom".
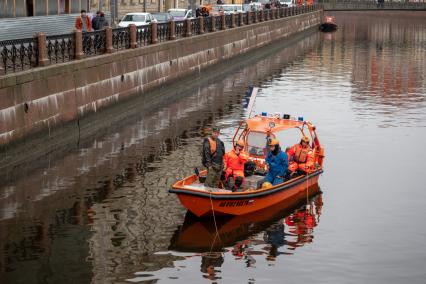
{"left": 1, "top": 11, "right": 426, "bottom": 284}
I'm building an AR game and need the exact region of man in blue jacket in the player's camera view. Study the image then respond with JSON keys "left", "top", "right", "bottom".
{"left": 265, "top": 138, "right": 288, "bottom": 185}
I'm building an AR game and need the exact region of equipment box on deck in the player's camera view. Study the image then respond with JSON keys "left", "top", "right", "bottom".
{"left": 244, "top": 175, "right": 265, "bottom": 190}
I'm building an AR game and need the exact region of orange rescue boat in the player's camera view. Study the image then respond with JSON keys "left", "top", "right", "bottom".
{"left": 169, "top": 91, "right": 325, "bottom": 218}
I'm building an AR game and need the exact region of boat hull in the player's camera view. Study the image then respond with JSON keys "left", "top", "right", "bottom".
{"left": 170, "top": 184, "right": 321, "bottom": 252}
{"left": 319, "top": 23, "right": 338, "bottom": 32}
{"left": 170, "top": 170, "right": 322, "bottom": 217}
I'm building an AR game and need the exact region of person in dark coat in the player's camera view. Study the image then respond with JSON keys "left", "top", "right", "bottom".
{"left": 202, "top": 127, "right": 225, "bottom": 188}
{"left": 92, "top": 11, "right": 101, "bottom": 30}
{"left": 97, "top": 12, "right": 109, "bottom": 30}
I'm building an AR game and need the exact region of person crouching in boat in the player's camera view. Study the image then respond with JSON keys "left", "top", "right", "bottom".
{"left": 287, "top": 136, "right": 315, "bottom": 174}
{"left": 224, "top": 139, "right": 248, "bottom": 191}
{"left": 202, "top": 127, "right": 226, "bottom": 188}
{"left": 265, "top": 139, "right": 289, "bottom": 186}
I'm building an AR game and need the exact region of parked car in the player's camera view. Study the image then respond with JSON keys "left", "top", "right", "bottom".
{"left": 167, "top": 9, "right": 194, "bottom": 21}
{"left": 118, "top": 13, "right": 156, "bottom": 27}
{"left": 280, "top": 0, "right": 294, "bottom": 7}
{"left": 217, "top": 4, "right": 244, "bottom": 15}
{"left": 152, "top": 12, "right": 174, "bottom": 23}
{"left": 242, "top": 3, "right": 263, "bottom": 11}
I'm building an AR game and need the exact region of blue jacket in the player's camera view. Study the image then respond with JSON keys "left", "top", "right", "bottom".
{"left": 266, "top": 149, "right": 288, "bottom": 179}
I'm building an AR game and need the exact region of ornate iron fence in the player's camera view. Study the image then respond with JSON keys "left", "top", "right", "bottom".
{"left": 46, "top": 33, "right": 74, "bottom": 63}
{"left": 157, "top": 23, "right": 170, "bottom": 42}
{"left": 82, "top": 30, "right": 106, "bottom": 56}
{"left": 0, "top": 37, "right": 38, "bottom": 74}
{"left": 136, "top": 25, "right": 151, "bottom": 46}
{"left": 175, "top": 21, "right": 185, "bottom": 38}
{"left": 112, "top": 27, "right": 130, "bottom": 50}
{"left": 264, "top": 9, "right": 271, "bottom": 20}
{"left": 225, "top": 14, "right": 232, "bottom": 28}
{"left": 204, "top": 16, "right": 213, "bottom": 32}
{"left": 191, "top": 18, "right": 200, "bottom": 35}
{"left": 215, "top": 16, "right": 222, "bottom": 29}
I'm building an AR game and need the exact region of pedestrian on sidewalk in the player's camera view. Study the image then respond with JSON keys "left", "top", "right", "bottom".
{"left": 75, "top": 9, "right": 92, "bottom": 32}
{"left": 97, "top": 12, "right": 109, "bottom": 30}
{"left": 92, "top": 11, "right": 101, "bottom": 30}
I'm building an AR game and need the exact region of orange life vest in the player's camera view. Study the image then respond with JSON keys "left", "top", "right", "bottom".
{"left": 224, "top": 149, "right": 248, "bottom": 178}
{"left": 293, "top": 144, "right": 311, "bottom": 163}
{"left": 208, "top": 137, "right": 217, "bottom": 154}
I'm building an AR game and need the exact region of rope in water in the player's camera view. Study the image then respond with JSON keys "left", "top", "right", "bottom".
{"left": 209, "top": 189, "right": 222, "bottom": 250}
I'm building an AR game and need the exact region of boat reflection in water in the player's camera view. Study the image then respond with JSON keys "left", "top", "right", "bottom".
{"left": 167, "top": 185, "right": 323, "bottom": 279}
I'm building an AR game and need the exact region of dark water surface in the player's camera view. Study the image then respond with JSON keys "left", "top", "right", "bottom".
{"left": 1, "top": 11, "right": 426, "bottom": 284}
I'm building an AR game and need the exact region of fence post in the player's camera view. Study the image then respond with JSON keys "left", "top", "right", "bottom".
{"left": 74, "top": 30, "right": 83, "bottom": 60}
{"left": 129, "top": 24, "right": 138, "bottom": 48}
{"left": 221, "top": 14, "right": 226, "bottom": 30}
{"left": 231, "top": 13, "right": 236, "bottom": 28}
{"left": 169, "top": 20, "right": 176, "bottom": 40}
{"left": 185, "top": 19, "right": 192, "bottom": 37}
{"left": 211, "top": 16, "right": 216, "bottom": 32}
{"left": 259, "top": 10, "right": 264, "bottom": 22}
{"left": 36, "top": 33, "right": 49, "bottom": 67}
{"left": 240, "top": 13, "right": 245, "bottom": 26}
{"left": 105, "top": 27, "right": 113, "bottom": 53}
{"left": 198, "top": 16, "right": 204, "bottom": 34}
{"left": 151, "top": 22, "right": 158, "bottom": 44}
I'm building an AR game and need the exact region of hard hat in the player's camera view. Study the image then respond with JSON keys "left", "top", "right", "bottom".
{"left": 235, "top": 139, "right": 245, "bottom": 148}
{"left": 269, "top": 138, "right": 279, "bottom": 146}
{"left": 211, "top": 126, "right": 220, "bottom": 133}
{"left": 262, "top": 182, "right": 273, "bottom": 189}
{"left": 301, "top": 136, "right": 310, "bottom": 144}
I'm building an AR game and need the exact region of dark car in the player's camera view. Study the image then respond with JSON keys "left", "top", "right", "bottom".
{"left": 152, "top": 12, "right": 174, "bottom": 23}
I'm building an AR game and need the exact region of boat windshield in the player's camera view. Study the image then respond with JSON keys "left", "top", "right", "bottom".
{"left": 247, "top": 131, "right": 273, "bottom": 156}
{"left": 275, "top": 127, "right": 308, "bottom": 151}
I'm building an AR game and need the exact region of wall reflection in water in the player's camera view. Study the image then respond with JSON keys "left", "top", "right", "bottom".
{"left": 327, "top": 12, "right": 426, "bottom": 126}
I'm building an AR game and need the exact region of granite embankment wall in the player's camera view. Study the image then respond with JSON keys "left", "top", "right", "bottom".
{"left": 0, "top": 11, "right": 322, "bottom": 165}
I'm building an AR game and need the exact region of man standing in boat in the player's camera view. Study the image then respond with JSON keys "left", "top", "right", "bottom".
{"left": 265, "top": 139, "right": 288, "bottom": 185}
{"left": 202, "top": 127, "right": 226, "bottom": 188}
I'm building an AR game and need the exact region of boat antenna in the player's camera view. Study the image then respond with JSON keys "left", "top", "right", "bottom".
{"left": 246, "top": 86, "right": 259, "bottom": 118}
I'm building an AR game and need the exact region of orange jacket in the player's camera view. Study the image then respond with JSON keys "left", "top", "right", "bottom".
{"left": 224, "top": 149, "right": 248, "bottom": 178}
{"left": 287, "top": 144, "right": 314, "bottom": 172}
{"left": 75, "top": 16, "right": 92, "bottom": 32}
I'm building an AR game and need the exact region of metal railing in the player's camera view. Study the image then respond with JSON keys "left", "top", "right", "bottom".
{"left": 82, "top": 30, "right": 106, "bottom": 56}
{"left": 225, "top": 15, "right": 233, "bottom": 29}
{"left": 157, "top": 23, "right": 170, "bottom": 42}
{"left": 175, "top": 20, "right": 185, "bottom": 39}
{"left": 0, "top": 5, "right": 323, "bottom": 76}
{"left": 46, "top": 33, "right": 74, "bottom": 63}
{"left": 136, "top": 25, "right": 151, "bottom": 47}
{"left": 191, "top": 18, "right": 200, "bottom": 35}
{"left": 204, "top": 16, "right": 213, "bottom": 32}
{"left": 215, "top": 16, "right": 223, "bottom": 29}
{"left": 112, "top": 27, "right": 130, "bottom": 50}
{"left": 0, "top": 37, "right": 38, "bottom": 74}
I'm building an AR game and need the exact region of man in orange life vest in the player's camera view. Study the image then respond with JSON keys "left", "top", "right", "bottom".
{"left": 287, "top": 136, "right": 315, "bottom": 174}
{"left": 202, "top": 127, "right": 226, "bottom": 188}
{"left": 224, "top": 139, "right": 248, "bottom": 191}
